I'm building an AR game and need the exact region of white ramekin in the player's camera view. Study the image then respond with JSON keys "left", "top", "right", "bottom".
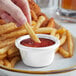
{"left": 15, "top": 34, "right": 60, "bottom": 67}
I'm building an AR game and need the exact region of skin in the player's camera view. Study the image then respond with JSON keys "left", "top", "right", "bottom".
{"left": 0, "top": 0, "right": 31, "bottom": 26}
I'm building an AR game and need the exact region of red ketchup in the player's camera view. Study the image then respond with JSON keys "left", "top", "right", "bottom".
{"left": 20, "top": 38, "right": 55, "bottom": 47}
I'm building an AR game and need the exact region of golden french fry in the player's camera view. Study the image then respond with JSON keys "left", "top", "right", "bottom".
{"left": 8, "top": 52, "right": 20, "bottom": 58}
{"left": 35, "top": 16, "right": 45, "bottom": 28}
{"left": 57, "top": 27, "right": 66, "bottom": 34}
{"left": 59, "top": 47, "right": 69, "bottom": 58}
{"left": 50, "top": 29, "right": 57, "bottom": 36}
{"left": 0, "top": 54, "right": 7, "bottom": 60}
{"left": 4, "top": 59, "right": 11, "bottom": 68}
{"left": 60, "top": 33, "right": 67, "bottom": 46}
{"left": 32, "top": 21, "right": 37, "bottom": 26}
{"left": 66, "top": 30, "right": 74, "bottom": 57}
{"left": 0, "top": 19, "right": 6, "bottom": 25}
{"left": 0, "top": 60, "right": 4, "bottom": 65}
{"left": 11, "top": 57, "right": 20, "bottom": 68}
{"left": 35, "top": 27, "right": 56, "bottom": 34}
{"left": 7, "top": 45, "right": 19, "bottom": 56}
{"left": 0, "top": 22, "right": 17, "bottom": 35}
{"left": 55, "top": 34, "right": 60, "bottom": 39}
{"left": 0, "top": 29, "right": 27, "bottom": 41}
{"left": 55, "top": 48, "right": 59, "bottom": 53}
{"left": 24, "top": 23, "right": 41, "bottom": 43}
{"left": 47, "top": 18, "right": 55, "bottom": 28}
{"left": 0, "top": 46, "right": 12, "bottom": 54}
{"left": 0, "top": 38, "right": 16, "bottom": 48}
{"left": 31, "top": 10, "right": 38, "bottom": 21}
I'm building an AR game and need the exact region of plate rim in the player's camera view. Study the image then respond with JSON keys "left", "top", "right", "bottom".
{"left": 0, "top": 65, "right": 76, "bottom": 74}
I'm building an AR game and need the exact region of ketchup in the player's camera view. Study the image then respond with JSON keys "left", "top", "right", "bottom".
{"left": 20, "top": 38, "right": 55, "bottom": 47}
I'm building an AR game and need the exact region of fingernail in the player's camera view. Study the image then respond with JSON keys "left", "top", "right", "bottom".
{"left": 1, "top": 13, "right": 6, "bottom": 18}
{"left": 18, "top": 18, "right": 27, "bottom": 25}
{"left": 16, "top": 24, "right": 21, "bottom": 27}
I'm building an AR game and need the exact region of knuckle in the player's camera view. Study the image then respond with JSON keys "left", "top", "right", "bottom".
{"left": 11, "top": 8, "right": 21, "bottom": 17}
{"left": 11, "top": 8, "right": 27, "bottom": 24}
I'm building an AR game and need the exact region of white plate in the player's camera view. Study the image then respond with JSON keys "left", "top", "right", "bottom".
{"left": 0, "top": 9, "right": 76, "bottom": 76}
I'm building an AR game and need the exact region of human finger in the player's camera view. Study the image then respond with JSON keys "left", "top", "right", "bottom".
{"left": 12, "top": 0, "right": 31, "bottom": 24}
{"left": 0, "top": 0, "right": 27, "bottom": 25}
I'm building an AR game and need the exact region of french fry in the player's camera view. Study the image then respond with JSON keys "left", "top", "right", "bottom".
{"left": 50, "top": 29, "right": 57, "bottom": 36}
{"left": 8, "top": 52, "right": 20, "bottom": 59}
{"left": 38, "top": 13, "right": 49, "bottom": 27}
{"left": 24, "top": 23, "right": 41, "bottom": 43}
{"left": 0, "top": 19, "right": 6, "bottom": 25}
{"left": 0, "top": 60, "right": 4, "bottom": 65}
{"left": 0, "top": 54, "right": 7, "bottom": 60}
{"left": 35, "top": 16, "right": 45, "bottom": 28}
{"left": 47, "top": 18, "right": 55, "bottom": 28}
{"left": 35, "top": 27, "right": 56, "bottom": 34}
{"left": 0, "top": 38, "right": 16, "bottom": 48}
{"left": 59, "top": 47, "right": 69, "bottom": 58}
{"left": 32, "top": 21, "right": 37, "bottom": 26}
{"left": 66, "top": 30, "right": 73, "bottom": 57}
{"left": 7, "top": 45, "right": 19, "bottom": 56}
{"left": 57, "top": 27, "right": 66, "bottom": 34}
{"left": 0, "top": 22, "right": 17, "bottom": 35}
{"left": 60, "top": 33, "right": 67, "bottom": 46}
{"left": 31, "top": 10, "right": 38, "bottom": 21}
{"left": 55, "top": 34, "right": 60, "bottom": 39}
{"left": 0, "top": 46, "right": 12, "bottom": 54}
{"left": 0, "top": 29, "right": 27, "bottom": 41}
{"left": 4, "top": 59, "right": 11, "bottom": 68}
{"left": 11, "top": 57, "right": 20, "bottom": 68}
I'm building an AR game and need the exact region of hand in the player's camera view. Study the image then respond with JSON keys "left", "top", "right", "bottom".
{"left": 0, "top": 0, "right": 31, "bottom": 26}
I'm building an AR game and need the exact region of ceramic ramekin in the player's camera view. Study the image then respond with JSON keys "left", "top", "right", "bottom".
{"left": 15, "top": 34, "right": 60, "bottom": 67}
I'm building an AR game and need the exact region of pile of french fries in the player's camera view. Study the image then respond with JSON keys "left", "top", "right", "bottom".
{"left": 0, "top": 14, "right": 74, "bottom": 68}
